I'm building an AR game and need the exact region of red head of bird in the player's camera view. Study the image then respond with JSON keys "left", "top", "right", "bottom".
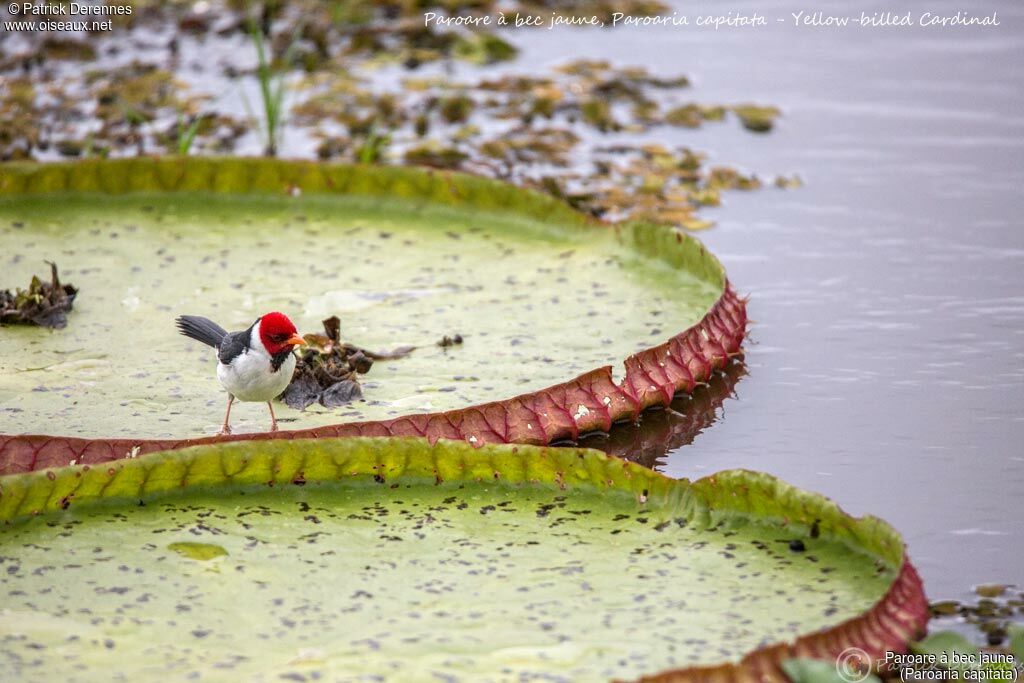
{"left": 257, "top": 311, "right": 306, "bottom": 355}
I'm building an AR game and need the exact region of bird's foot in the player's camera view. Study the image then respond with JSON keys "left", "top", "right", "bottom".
{"left": 218, "top": 425, "right": 233, "bottom": 436}
{"left": 267, "top": 402, "right": 279, "bottom": 433}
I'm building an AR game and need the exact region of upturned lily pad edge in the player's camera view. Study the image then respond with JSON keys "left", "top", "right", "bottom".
{"left": 0, "top": 437, "right": 928, "bottom": 682}
{"left": 0, "top": 158, "right": 747, "bottom": 473}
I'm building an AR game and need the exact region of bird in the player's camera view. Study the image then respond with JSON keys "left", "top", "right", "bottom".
{"left": 176, "top": 311, "right": 307, "bottom": 435}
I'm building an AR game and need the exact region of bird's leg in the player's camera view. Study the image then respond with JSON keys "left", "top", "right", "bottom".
{"left": 219, "top": 395, "right": 234, "bottom": 436}
{"left": 267, "top": 401, "right": 279, "bottom": 432}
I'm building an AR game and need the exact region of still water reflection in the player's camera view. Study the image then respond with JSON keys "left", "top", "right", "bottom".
{"left": 539, "top": 0, "right": 1023, "bottom": 600}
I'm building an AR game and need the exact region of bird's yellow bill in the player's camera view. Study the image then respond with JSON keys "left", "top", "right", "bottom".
{"left": 286, "top": 334, "right": 307, "bottom": 347}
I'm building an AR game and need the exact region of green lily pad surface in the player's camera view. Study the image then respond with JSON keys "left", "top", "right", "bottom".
{"left": 0, "top": 162, "right": 722, "bottom": 438}
{"left": 0, "top": 438, "right": 904, "bottom": 682}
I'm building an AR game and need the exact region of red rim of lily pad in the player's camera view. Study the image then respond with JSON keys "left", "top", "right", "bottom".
{"left": 0, "top": 158, "right": 748, "bottom": 474}
{"left": 637, "top": 562, "right": 927, "bottom": 682}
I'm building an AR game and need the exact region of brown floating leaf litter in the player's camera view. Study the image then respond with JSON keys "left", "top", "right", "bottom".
{"left": 282, "top": 315, "right": 415, "bottom": 410}
{"left": 1, "top": 3, "right": 795, "bottom": 233}
{"left": 0, "top": 261, "right": 78, "bottom": 329}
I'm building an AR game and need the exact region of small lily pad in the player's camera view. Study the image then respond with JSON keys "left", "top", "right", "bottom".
{"left": 167, "top": 541, "right": 228, "bottom": 561}
{"left": 976, "top": 583, "right": 1008, "bottom": 598}
{"left": 782, "top": 658, "right": 881, "bottom": 683}
{"left": 1010, "top": 624, "right": 1024, "bottom": 661}
{"left": 911, "top": 630, "right": 978, "bottom": 658}
{"left": 912, "top": 631, "right": 1019, "bottom": 678}
{"left": 732, "top": 104, "right": 781, "bottom": 132}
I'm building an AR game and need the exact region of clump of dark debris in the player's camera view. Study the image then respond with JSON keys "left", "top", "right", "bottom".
{"left": 281, "top": 316, "right": 414, "bottom": 410}
{"left": 437, "top": 333, "right": 463, "bottom": 348}
{"left": 0, "top": 262, "right": 78, "bottom": 329}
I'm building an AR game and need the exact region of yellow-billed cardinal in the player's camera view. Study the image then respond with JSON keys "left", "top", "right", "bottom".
{"left": 176, "top": 311, "right": 306, "bottom": 435}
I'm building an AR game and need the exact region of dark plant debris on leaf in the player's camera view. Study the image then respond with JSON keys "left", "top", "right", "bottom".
{"left": 281, "top": 316, "right": 414, "bottom": 410}
{"left": 437, "top": 334, "right": 463, "bottom": 348}
{"left": 0, "top": 262, "right": 78, "bottom": 329}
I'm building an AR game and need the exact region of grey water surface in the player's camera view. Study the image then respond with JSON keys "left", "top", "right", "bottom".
{"left": 520, "top": 0, "right": 1023, "bottom": 599}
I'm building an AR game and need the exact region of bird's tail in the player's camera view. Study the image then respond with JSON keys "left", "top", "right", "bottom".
{"left": 176, "top": 315, "right": 228, "bottom": 348}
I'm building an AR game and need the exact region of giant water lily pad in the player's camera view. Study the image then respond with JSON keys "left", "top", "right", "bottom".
{"left": 0, "top": 438, "right": 927, "bottom": 681}
{"left": 0, "top": 159, "right": 745, "bottom": 473}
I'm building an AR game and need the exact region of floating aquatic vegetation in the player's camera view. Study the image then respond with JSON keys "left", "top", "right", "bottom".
{"left": 88, "top": 62, "right": 190, "bottom": 125}
{"left": 313, "top": 134, "right": 350, "bottom": 160}
{"left": 0, "top": 78, "right": 44, "bottom": 160}
{"left": 929, "top": 585, "right": 1024, "bottom": 648}
{"left": 0, "top": 0, "right": 788, "bottom": 236}
{"left": 782, "top": 658, "right": 883, "bottom": 683}
{"left": 479, "top": 127, "right": 579, "bottom": 173}
{"left": 452, "top": 31, "right": 518, "bottom": 65}
{"left": 706, "top": 165, "right": 762, "bottom": 191}
{"left": 287, "top": 60, "right": 779, "bottom": 229}
{"left": 292, "top": 74, "right": 405, "bottom": 160}
{"left": 52, "top": 139, "right": 86, "bottom": 158}
{"left": 522, "top": 0, "right": 670, "bottom": 23}
{"left": 905, "top": 629, "right": 1023, "bottom": 680}
{"left": 775, "top": 173, "right": 804, "bottom": 189}
{"left": 87, "top": 61, "right": 203, "bottom": 155}
{"left": 732, "top": 103, "right": 782, "bottom": 132}
{"left": 402, "top": 141, "right": 468, "bottom": 169}
{"left": 665, "top": 103, "right": 727, "bottom": 128}
{"left": 438, "top": 93, "right": 475, "bottom": 124}
{"left": 580, "top": 97, "right": 619, "bottom": 131}
{"left": 0, "top": 437, "right": 928, "bottom": 681}
{"left": 0, "top": 262, "right": 78, "bottom": 329}
{"left": 542, "top": 144, "right": 736, "bottom": 228}
{"left": 156, "top": 112, "right": 249, "bottom": 155}
{"left": 282, "top": 316, "right": 415, "bottom": 411}
{"left": 39, "top": 37, "right": 97, "bottom": 62}
{"left": 285, "top": 58, "right": 772, "bottom": 229}
{"left": 167, "top": 541, "right": 229, "bottom": 561}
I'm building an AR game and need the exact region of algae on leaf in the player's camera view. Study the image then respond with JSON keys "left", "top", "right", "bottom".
{"left": 0, "top": 437, "right": 925, "bottom": 682}
{"left": 167, "top": 541, "right": 229, "bottom": 561}
{"left": 0, "top": 161, "right": 725, "bottom": 439}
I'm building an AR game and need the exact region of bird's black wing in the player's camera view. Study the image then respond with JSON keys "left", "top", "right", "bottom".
{"left": 176, "top": 315, "right": 228, "bottom": 349}
{"left": 217, "top": 320, "right": 257, "bottom": 365}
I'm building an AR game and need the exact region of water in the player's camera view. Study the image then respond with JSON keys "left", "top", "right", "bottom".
{"left": 523, "top": 0, "right": 1023, "bottom": 599}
